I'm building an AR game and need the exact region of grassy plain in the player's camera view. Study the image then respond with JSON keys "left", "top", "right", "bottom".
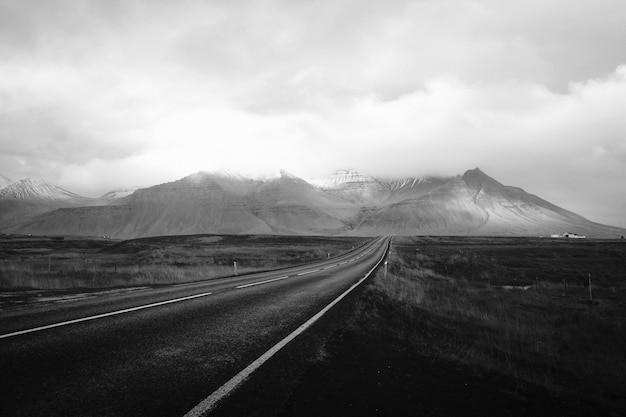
{"left": 284, "top": 236, "right": 626, "bottom": 416}
{"left": 0, "top": 233, "right": 367, "bottom": 293}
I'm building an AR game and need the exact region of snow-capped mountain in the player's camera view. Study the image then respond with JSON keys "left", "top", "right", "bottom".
{"left": 0, "top": 178, "right": 89, "bottom": 229}
{"left": 0, "top": 178, "right": 84, "bottom": 202}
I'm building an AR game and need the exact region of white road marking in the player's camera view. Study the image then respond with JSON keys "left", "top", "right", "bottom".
{"left": 322, "top": 265, "right": 335, "bottom": 270}
{"left": 297, "top": 269, "right": 319, "bottom": 276}
{"left": 183, "top": 240, "right": 389, "bottom": 417}
{"left": 0, "top": 292, "right": 213, "bottom": 340}
{"left": 236, "top": 276, "right": 290, "bottom": 289}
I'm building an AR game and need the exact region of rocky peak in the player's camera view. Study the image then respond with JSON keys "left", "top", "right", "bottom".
{"left": 462, "top": 168, "right": 503, "bottom": 191}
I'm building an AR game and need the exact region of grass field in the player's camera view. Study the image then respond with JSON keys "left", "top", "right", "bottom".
{"left": 285, "top": 236, "right": 626, "bottom": 416}
{"left": 0, "top": 234, "right": 367, "bottom": 292}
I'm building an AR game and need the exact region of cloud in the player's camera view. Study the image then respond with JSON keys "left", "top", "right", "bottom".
{"left": 313, "top": 67, "right": 626, "bottom": 224}
{"left": 0, "top": 0, "right": 625, "bottom": 225}
{"left": 46, "top": 65, "right": 626, "bottom": 224}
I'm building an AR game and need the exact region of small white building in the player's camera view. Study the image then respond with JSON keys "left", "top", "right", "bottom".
{"left": 551, "top": 232, "right": 586, "bottom": 239}
{"left": 563, "top": 232, "right": 586, "bottom": 238}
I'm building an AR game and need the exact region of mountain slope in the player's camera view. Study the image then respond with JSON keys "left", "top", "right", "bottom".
{"left": 310, "top": 169, "right": 451, "bottom": 205}
{"left": 355, "top": 176, "right": 489, "bottom": 235}
{"left": 253, "top": 171, "right": 358, "bottom": 234}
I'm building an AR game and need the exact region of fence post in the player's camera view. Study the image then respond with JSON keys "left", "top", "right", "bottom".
{"left": 588, "top": 273, "right": 592, "bottom": 302}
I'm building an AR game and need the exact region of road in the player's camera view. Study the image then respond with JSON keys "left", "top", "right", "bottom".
{"left": 0, "top": 236, "right": 389, "bottom": 417}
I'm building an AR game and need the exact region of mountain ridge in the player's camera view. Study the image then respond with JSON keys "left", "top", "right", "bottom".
{"left": 1, "top": 169, "right": 621, "bottom": 238}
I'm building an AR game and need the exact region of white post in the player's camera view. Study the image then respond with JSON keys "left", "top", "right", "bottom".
{"left": 384, "top": 261, "right": 388, "bottom": 279}
{"left": 234, "top": 261, "right": 238, "bottom": 275}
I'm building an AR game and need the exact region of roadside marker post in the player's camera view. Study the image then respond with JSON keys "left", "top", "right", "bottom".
{"left": 588, "top": 273, "right": 592, "bottom": 302}
{"left": 234, "top": 261, "right": 238, "bottom": 275}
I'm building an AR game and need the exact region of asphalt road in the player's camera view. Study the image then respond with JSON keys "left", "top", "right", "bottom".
{"left": 0, "top": 236, "right": 389, "bottom": 417}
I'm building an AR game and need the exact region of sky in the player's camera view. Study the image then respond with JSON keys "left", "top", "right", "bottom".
{"left": 0, "top": 0, "right": 625, "bottom": 226}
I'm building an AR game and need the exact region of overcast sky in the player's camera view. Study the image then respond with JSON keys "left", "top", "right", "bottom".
{"left": 1, "top": 0, "right": 625, "bottom": 226}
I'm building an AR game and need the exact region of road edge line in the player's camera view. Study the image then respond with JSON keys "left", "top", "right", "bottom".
{"left": 183, "top": 238, "right": 389, "bottom": 417}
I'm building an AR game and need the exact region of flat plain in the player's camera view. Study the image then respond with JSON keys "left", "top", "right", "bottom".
{"left": 0, "top": 234, "right": 367, "bottom": 307}
{"left": 276, "top": 236, "right": 626, "bottom": 417}
{"left": 1, "top": 235, "right": 624, "bottom": 416}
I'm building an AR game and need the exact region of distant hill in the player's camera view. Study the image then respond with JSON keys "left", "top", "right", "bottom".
{"left": 0, "top": 178, "right": 84, "bottom": 202}
{"left": 92, "top": 187, "right": 141, "bottom": 206}
{"left": 2, "top": 169, "right": 621, "bottom": 238}
{"left": 0, "top": 178, "right": 90, "bottom": 230}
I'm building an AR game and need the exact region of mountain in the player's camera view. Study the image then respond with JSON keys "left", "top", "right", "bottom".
{"left": 16, "top": 172, "right": 270, "bottom": 238}
{"left": 10, "top": 171, "right": 360, "bottom": 238}
{"left": 0, "top": 178, "right": 84, "bottom": 202}
{"left": 354, "top": 168, "right": 619, "bottom": 237}
{"left": 3, "top": 169, "right": 621, "bottom": 238}
{"left": 0, "top": 178, "right": 89, "bottom": 230}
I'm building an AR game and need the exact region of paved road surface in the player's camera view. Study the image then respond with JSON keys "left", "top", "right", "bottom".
{"left": 0, "top": 236, "right": 389, "bottom": 417}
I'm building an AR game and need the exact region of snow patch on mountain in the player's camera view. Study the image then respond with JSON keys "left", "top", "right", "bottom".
{"left": 308, "top": 169, "right": 370, "bottom": 189}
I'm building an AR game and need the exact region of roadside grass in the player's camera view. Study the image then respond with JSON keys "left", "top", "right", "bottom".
{"left": 0, "top": 262, "right": 257, "bottom": 290}
{"left": 348, "top": 237, "right": 626, "bottom": 414}
{"left": 0, "top": 234, "right": 367, "bottom": 290}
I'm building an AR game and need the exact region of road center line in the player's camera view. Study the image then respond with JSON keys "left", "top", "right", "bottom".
{"left": 236, "top": 276, "right": 290, "bottom": 289}
{"left": 184, "top": 239, "right": 389, "bottom": 417}
{"left": 0, "top": 292, "right": 213, "bottom": 340}
{"left": 322, "top": 265, "right": 335, "bottom": 270}
{"left": 297, "top": 269, "right": 319, "bottom": 276}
